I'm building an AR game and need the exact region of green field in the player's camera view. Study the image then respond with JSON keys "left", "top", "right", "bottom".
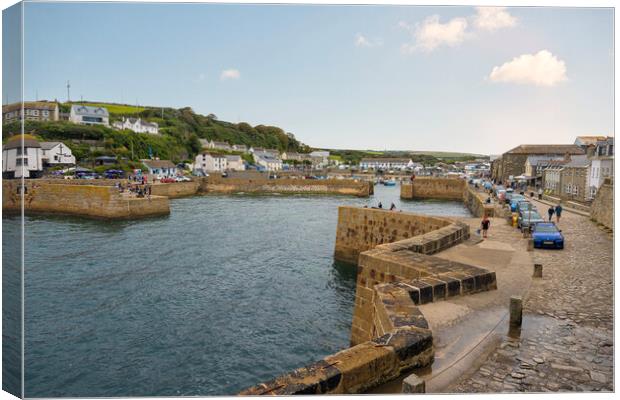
{"left": 66, "top": 102, "right": 146, "bottom": 115}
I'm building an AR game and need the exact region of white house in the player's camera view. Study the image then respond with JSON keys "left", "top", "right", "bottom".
{"left": 225, "top": 155, "right": 245, "bottom": 171}
{"left": 69, "top": 105, "right": 110, "bottom": 126}
{"left": 587, "top": 137, "right": 614, "bottom": 199}
{"left": 194, "top": 153, "right": 227, "bottom": 173}
{"left": 254, "top": 153, "right": 282, "bottom": 171}
{"left": 2, "top": 134, "right": 44, "bottom": 179}
{"left": 250, "top": 147, "right": 280, "bottom": 158}
{"left": 112, "top": 117, "right": 159, "bottom": 134}
{"left": 209, "top": 140, "right": 232, "bottom": 151}
{"left": 141, "top": 159, "right": 177, "bottom": 178}
{"left": 232, "top": 144, "right": 248, "bottom": 153}
{"left": 359, "top": 158, "right": 415, "bottom": 170}
{"left": 40, "top": 142, "right": 76, "bottom": 165}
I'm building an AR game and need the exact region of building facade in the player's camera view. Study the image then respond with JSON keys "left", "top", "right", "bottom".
{"left": 112, "top": 117, "right": 159, "bottom": 134}
{"left": 2, "top": 101, "right": 59, "bottom": 124}
{"left": 359, "top": 158, "right": 415, "bottom": 170}
{"left": 587, "top": 137, "right": 614, "bottom": 200}
{"left": 69, "top": 105, "right": 110, "bottom": 126}
{"left": 142, "top": 159, "right": 177, "bottom": 178}
{"left": 493, "top": 144, "right": 585, "bottom": 183}
{"left": 2, "top": 134, "right": 44, "bottom": 179}
{"left": 40, "top": 142, "right": 76, "bottom": 165}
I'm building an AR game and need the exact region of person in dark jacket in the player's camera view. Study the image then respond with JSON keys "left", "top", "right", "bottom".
{"left": 547, "top": 206, "right": 555, "bottom": 222}
{"left": 555, "top": 203, "right": 563, "bottom": 223}
{"left": 480, "top": 216, "right": 491, "bottom": 239}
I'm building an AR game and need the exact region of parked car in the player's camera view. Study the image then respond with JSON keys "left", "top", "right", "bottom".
{"left": 517, "top": 210, "right": 545, "bottom": 232}
{"left": 175, "top": 176, "right": 191, "bottom": 182}
{"left": 532, "top": 222, "right": 564, "bottom": 249}
{"left": 160, "top": 177, "right": 176, "bottom": 183}
{"left": 516, "top": 200, "right": 536, "bottom": 214}
{"left": 509, "top": 195, "right": 526, "bottom": 211}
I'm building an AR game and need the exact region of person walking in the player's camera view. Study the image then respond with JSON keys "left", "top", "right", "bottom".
{"left": 547, "top": 206, "right": 555, "bottom": 222}
{"left": 555, "top": 203, "right": 563, "bottom": 223}
{"left": 389, "top": 203, "right": 396, "bottom": 211}
{"left": 378, "top": 202, "right": 383, "bottom": 209}
{"left": 538, "top": 187, "right": 543, "bottom": 200}
{"left": 480, "top": 215, "right": 491, "bottom": 239}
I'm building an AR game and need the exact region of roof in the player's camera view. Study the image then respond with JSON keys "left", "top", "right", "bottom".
{"left": 142, "top": 159, "right": 176, "bottom": 169}
{"left": 199, "top": 152, "right": 226, "bottom": 159}
{"left": 233, "top": 144, "right": 247, "bottom": 149}
{"left": 575, "top": 136, "right": 608, "bottom": 146}
{"left": 211, "top": 141, "right": 230, "bottom": 147}
{"left": 225, "top": 155, "right": 242, "bottom": 161}
{"left": 563, "top": 155, "right": 590, "bottom": 168}
{"left": 505, "top": 144, "right": 585, "bottom": 155}
{"left": 3, "top": 134, "right": 41, "bottom": 149}
{"left": 360, "top": 158, "right": 412, "bottom": 163}
{"left": 96, "top": 156, "right": 117, "bottom": 160}
{"left": 40, "top": 141, "right": 61, "bottom": 150}
{"left": 71, "top": 105, "right": 109, "bottom": 117}
{"left": 3, "top": 101, "right": 58, "bottom": 113}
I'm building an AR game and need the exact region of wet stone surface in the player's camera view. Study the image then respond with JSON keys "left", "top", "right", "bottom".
{"left": 452, "top": 199, "right": 613, "bottom": 393}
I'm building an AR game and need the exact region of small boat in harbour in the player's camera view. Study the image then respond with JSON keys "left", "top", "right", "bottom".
{"left": 383, "top": 179, "right": 396, "bottom": 186}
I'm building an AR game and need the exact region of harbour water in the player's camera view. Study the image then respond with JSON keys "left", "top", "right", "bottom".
{"left": 3, "top": 184, "right": 470, "bottom": 397}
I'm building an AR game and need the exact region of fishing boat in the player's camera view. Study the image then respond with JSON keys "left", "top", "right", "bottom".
{"left": 383, "top": 179, "right": 396, "bottom": 186}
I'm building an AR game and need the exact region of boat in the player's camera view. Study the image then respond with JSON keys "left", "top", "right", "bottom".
{"left": 383, "top": 179, "right": 396, "bottom": 186}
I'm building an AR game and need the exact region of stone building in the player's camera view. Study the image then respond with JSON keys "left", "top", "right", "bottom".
{"left": 559, "top": 156, "right": 591, "bottom": 203}
{"left": 493, "top": 144, "right": 585, "bottom": 183}
{"left": 2, "top": 101, "right": 59, "bottom": 124}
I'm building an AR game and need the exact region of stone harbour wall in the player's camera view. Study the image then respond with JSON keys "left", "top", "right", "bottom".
{"left": 590, "top": 181, "right": 613, "bottom": 230}
{"left": 201, "top": 176, "right": 372, "bottom": 197}
{"left": 2, "top": 180, "right": 169, "bottom": 219}
{"left": 333, "top": 206, "right": 459, "bottom": 265}
{"left": 240, "top": 281, "right": 434, "bottom": 395}
{"left": 463, "top": 185, "right": 495, "bottom": 218}
{"left": 150, "top": 181, "right": 200, "bottom": 198}
{"left": 243, "top": 206, "right": 497, "bottom": 395}
{"left": 400, "top": 178, "right": 466, "bottom": 200}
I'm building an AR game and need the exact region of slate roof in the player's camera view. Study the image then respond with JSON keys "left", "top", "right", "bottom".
{"left": 505, "top": 144, "right": 585, "bottom": 155}
{"left": 71, "top": 105, "right": 109, "bottom": 117}
{"left": 142, "top": 159, "right": 176, "bottom": 169}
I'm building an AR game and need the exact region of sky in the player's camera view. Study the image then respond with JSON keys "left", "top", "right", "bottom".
{"left": 2, "top": 2, "right": 615, "bottom": 154}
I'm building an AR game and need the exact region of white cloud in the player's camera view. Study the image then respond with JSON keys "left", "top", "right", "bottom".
{"left": 400, "top": 15, "right": 469, "bottom": 53}
{"left": 488, "top": 50, "right": 567, "bottom": 87}
{"left": 220, "top": 69, "right": 240, "bottom": 81}
{"left": 355, "top": 33, "right": 382, "bottom": 48}
{"left": 399, "top": 7, "right": 516, "bottom": 53}
{"left": 473, "top": 7, "right": 517, "bottom": 32}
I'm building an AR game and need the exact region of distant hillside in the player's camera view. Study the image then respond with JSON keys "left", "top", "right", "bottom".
{"left": 325, "top": 148, "right": 487, "bottom": 166}
{"left": 4, "top": 102, "right": 310, "bottom": 164}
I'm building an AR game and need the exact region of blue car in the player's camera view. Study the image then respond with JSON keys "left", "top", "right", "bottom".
{"left": 532, "top": 222, "right": 564, "bottom": 249}
{"left": 509, "top": 195, "right": 526, "bottom": 211}
{"left": 516, "top": 200, "right": 536, "bottom": 214}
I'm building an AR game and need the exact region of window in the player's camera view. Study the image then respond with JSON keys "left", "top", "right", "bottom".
{"left": 16, "top": 158, "right": 28, "bottom": 166}
{"left": 16, "top": 147, "right": 23, "bottom": 156}
{"left": 82, "top": 116, "right": 103, "bottom": 123}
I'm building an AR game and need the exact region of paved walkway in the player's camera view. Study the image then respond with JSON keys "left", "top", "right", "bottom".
{"left": 450, "top": 198, "right": 613, "bottom": 393}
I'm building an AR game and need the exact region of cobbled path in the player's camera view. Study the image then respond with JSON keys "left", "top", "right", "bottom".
{"left": 452, "top": 200, "right": 613, "bottom": 393}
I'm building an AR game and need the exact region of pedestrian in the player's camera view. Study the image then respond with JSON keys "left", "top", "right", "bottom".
{"left": 555, "top": 203, "right": 563, "bottom": 223}
{"left": 390, "top": 203, "right": 396, "bottom": 211}
{"left": 538, "top": 187, "right": 543, "bottom": 200}
{"left": 480, "top": 215, "right": 491, "bottom": 239}
{"left": 547, "top": 206, "right": 555, "bottom": 222}
{"left": 378, "top": 202, "right": 383, "bottom": 209}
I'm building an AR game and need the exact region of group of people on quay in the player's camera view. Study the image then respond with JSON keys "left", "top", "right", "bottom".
{"left": 115, "top": 175, "right": 153, "bottom": 198}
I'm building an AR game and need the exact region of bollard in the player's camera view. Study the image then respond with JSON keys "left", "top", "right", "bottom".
{"left": 533, "top": 263, "right": 543, "bottom": 278}
{"left": 527, "top": 239, "right": 534, "bottom": 251}
{"left": 402, "top": 373, "right": 425, "bottom": 393}
{"left": 509, "top": 296, "right": 522, "bottom": 327}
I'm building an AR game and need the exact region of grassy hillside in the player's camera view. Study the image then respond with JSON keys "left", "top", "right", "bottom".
{"left": 66, "top": 102, "right": 146, "bottom": 115}
{"left": 3, "top": 103, "right": 309, "bottom": 165}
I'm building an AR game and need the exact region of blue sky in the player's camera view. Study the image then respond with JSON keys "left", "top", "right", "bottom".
{"left": 4, "top": 2, "right": 615, "bottom": 154}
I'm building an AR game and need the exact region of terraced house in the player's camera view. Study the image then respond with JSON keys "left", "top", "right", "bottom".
{"left": 2, "top": 101, "right": 59, "bottom": 124}
{"left": 492, "top": 144, "right": 585, "bottom": 183}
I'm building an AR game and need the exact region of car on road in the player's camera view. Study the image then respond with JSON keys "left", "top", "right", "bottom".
{"left": 531, "top": 222, "right": 564, "bottom": 249}
{"left": 175, "top": 176, "right": 191, "bottom": 182}
{"left": 516, "top": 200, "right": 536, "bottom": 214}
{"left": 517, "top": 210, "right": 545, "bottom": 232}
{"left": 509, "top": 195, "right": 526, "bottom": 211}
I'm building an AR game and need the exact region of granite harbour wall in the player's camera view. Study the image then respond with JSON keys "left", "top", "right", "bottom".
{"left": 401, "top": 179, "right": 495, "bottom": 218}
{"left": 201, "top": 176, "right": 373, "bottom": 197}
{"left": 243, "top": 206, "right": 497, "bottom": 394}
{"left": 2, "top": 180, "right": 169, "bottom": 219}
